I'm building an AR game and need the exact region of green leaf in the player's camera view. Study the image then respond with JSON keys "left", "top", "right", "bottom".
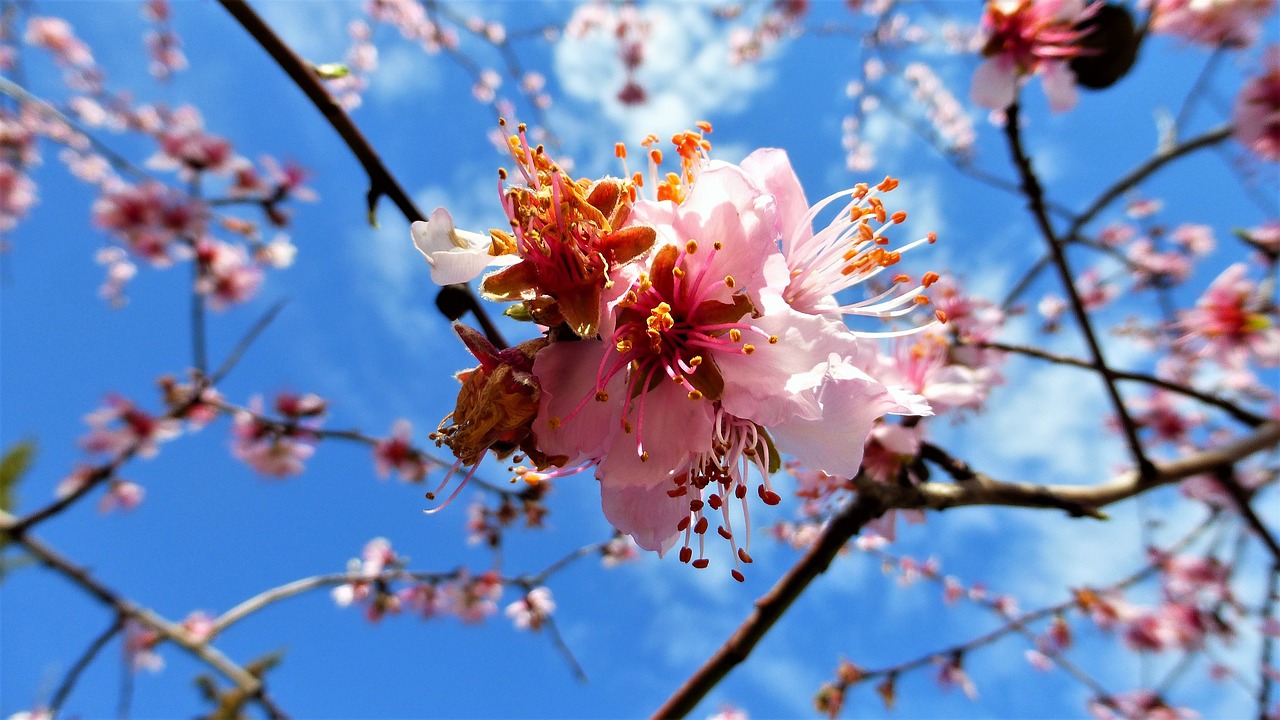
{"left": 0, "top": 439, "right": 36, "bottom": 514}
{"left": 311, "top": 62, "right": 350, "bottom": 79}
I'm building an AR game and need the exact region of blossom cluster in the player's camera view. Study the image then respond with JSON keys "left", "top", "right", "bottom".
{"left": 5, "top": 12, "right": 311, "bottom": 310}
{"left": 328, "top": 538, "right": 563, "bottom": 630}
{"left": 412, "top": 123, "right": 948, "bottom": 576}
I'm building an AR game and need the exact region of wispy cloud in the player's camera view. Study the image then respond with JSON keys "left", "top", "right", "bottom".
{"left": 553, "top": 2, "right": 775, "bottom": 150}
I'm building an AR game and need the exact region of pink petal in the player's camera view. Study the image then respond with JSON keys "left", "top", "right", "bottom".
{"left": 768, "top": 355, "right": 900, "bottom": 477}
{"left": 531, "top": 340, "right": 624, "bottom": 463}
{"left": 971, "top": 57, "right": 1019, "bottom": 111}
{"left": 739, "top": 148, "right": 811, "bottom": 258}
{"left": 600, "top": 477, "right": 687, "bottom": 556}
{"left": 1040, "top": 61, "right": 1079, "bottom": 113}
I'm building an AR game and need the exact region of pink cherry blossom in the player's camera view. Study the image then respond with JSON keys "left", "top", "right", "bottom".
{"left": 230, "top": 396, "right": 319, "bottom": 478}
{"left": 24, "top": 17, "right": 94, "bottom": 68}
{"left": 397, "top": 583, "right": 444, "bottom": 619}
{"left": 92, "top": 180, "right": 207, "bottom": 265}
{"left": 532, "top": 157, "right": 927, "bottom": 568}
{"left": 445, "top": 570, "right": 502, "bottom": 623}
{"left": 80, "top": 395, "right": 181, "bottom": 458}
{"left": 123, "top": 620, "right": 164, "bottom": 673}
{"left": 504, "top": 586, "right": 555, "bottom": 631}
{"left": 195, "top": 239, "right": 263, "bottom": 310}
{"left": 1176, "top": 263, "right": 1280, "bottom": 380}
{"left": 373, "top": 419, "right": 429, "bottom": 482}
{"left": 739, "top": 148, "right": 938, "bottom": 325}
{"left": 1234, "top": 45, "right": 1280, "bottom": 160}
{"left": 971, "top": 0, "right": 1099, "bottom": 112}
{"left": 1148, "top": 0, "right": 1275, "bottom": 47}
{"left": 1089, "top": 690, "right": 1199, "bottom": 720}
{"left": 0, "top": 162, "right": 38, "bottom": 232}
{"left": 147, "top": 106, "right": 238, "bottom": 177}
{"left": 98, "top": 479, "right": 145, "bottom": 513}
{"left": 1170, "top": 223, "right": 1216, "bottom": 256}
{"left": 1126, "top": 388, "right": 1206, "bottom": 447}
{"left": 181, "top": 611, "right": 215, "bottom": 642}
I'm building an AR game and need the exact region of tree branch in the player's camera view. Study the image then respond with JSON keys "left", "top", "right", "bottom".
{"left": 0, "top": 516, "right": 284, "bottom": 717}
{"left": 1002, "top": 103, "right": 1153, "bottom": 479}
{"left": 216, "top": 0, "right": 506, "bottom": 349}
{"left": 651, "top": 492, "right": 889, "bottom": 719}
{"left": 980, "top": 340, "right": 1267, "bottom": 427}
{"left": 909, "top": 421, "right": 1280, "bottom": 516}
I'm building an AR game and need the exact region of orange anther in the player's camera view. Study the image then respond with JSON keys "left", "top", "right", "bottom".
{"left": 696, "top": 120, "right": 712, "bottom": 133}
{"left": 891, "top": 211, "right": 907, "bottom": 224}
{"left": 922, "top": 271, "right": 940, "bottom": 287}
{"left": 936, "top": 309, "right": 949, "bottom": 323}
{"left": 615, "top": 142, "right": 627, "bottom": 158}
{"left": 914, "top": 295, "right": 931, "bottom": 305}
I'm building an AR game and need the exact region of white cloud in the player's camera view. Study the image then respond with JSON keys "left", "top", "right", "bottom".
{"left": 257, "top": 2, "right": 356, "bottom": 62}
{"left": 367, "top": 44, "right": 443, "bottom": 102}
{"left": 553, "top": 2, "right": 775, "bottom": 147}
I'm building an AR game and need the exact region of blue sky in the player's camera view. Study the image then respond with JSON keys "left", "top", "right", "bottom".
{"left": 3, "top": 1, "right": 1278, "bottom": 718}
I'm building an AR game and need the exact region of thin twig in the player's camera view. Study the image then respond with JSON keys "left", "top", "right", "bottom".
{"left": 209, "top": 299, "right": 288, "bottom": 384}
{"left": 1065, "top": 124, "right": 1232, "bottom": 240}
{"left": 50, "top": 616, "right": 125, "bottom": 715}
{"left": 979, "top": 340, "right": 1267, "bottom": 427}
{"left": 1004, "top": 124, "right": 1233, "bottom": 309}
{"left": 2, "top": 517, "right": 280, "bottom": 713}
{"left": 542, "top": 614, "right": 588, "bottom": 683}
{"left": 1214, "top": 465, "right": 1280, "bottom": 564}
{"left": 1173, "top": 49, "right": 1224, "bottom": 141}
{"left": 1002, "top": 103, "right": 1153, "bottom": 480}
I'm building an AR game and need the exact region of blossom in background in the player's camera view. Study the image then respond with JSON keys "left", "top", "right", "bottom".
{"left": 181, "top": 610, "right": 215, "bottom": 642}
{"left": 98, "top": 479, "right": 145, "bottom": 513}
{"left": 92, "top": 180, "right": 207, "bottom": 266}
{"left": 332, "top": 538, "right": 403, "bottom": 622}
{"left": 504, "top": 586, "right": 555, "bottom": 631}
{"left": 123, "top": 620, "right": 164, "bottom": 673}
{"left": 80, "top": 395, "right": 181, "bottom": 458}
{"left": 1176, "top": 263, "right": 1280, "bottom": 384}
{"left": 146, "top": 105, "right": 238, "bottom": 177}
{"left": 445, "top": 570, "right": 503, "bottom": 623}
{"left": 194, "top": 239, "right": 263, "bottom": 310}
{"left": 373, "top": 419, "right": 430, "bottom": 482}
{"left": 23, "top": 16, "right": 94, "bottom": 68}
{"left": 230, "top": 395, "right": 321, "bottom": 478}
{"left": 1148, "top": 0, "right": 1276, "bottom": 47}
{"left": 0, "top": 162, "right": 37, "bottom": 232}
{"left": 1234, "top": 45, "right": 1280, "bottom": 160}
{"left": 970, "top": 0, "right": 1099, "bottom": 112}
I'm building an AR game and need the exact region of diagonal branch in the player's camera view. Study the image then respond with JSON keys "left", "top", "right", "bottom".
{"left": 216, "top": 0, "right": 506, "bottom": 349}
{"left": 655, "top": 419, "right": 1280, "bottom": 716}
{"left": 651, "top": 491, "right": 890, "bottom": 719}
{"left": 1002, "top": 103, "right": 1154, "bottom": 480}
{"left": 0, "top": 515, "right": 286, "bottom": 718}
